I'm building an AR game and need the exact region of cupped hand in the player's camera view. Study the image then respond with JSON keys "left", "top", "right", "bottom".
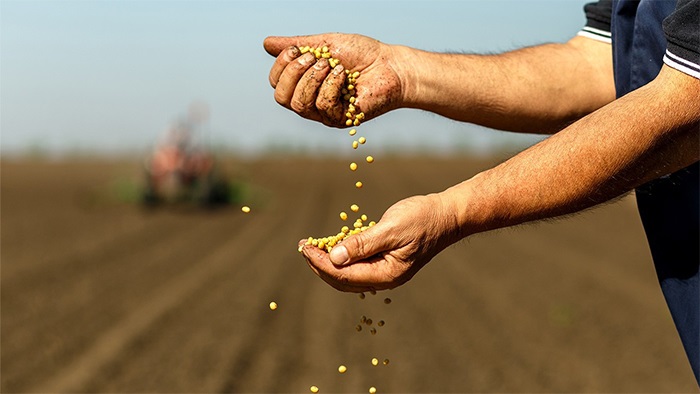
{"left": 298, "top": 194, "right": 460, "bottom": 292}
{"left": 263, "top": 33, "right": 404, "bottom": 128}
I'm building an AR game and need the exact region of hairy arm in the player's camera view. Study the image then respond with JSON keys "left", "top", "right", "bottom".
{"left": 264, "top": 34, "right": 614, "bottom": 132}
{"left": 442, "top": 65, "right": 700, "bottom": 238}
{"left": 394, "top": 36, "right": 616, "bottom": 134}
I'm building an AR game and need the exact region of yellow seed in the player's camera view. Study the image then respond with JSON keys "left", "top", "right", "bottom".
{"left": 355, "top": 181, "right": 363, "bottom": 188}
{"left": 350, "top": 162, "right": 358, "bottom": 171}
{"left": 269, "top": 301, "right": 278, "bottom": 310}
{"left": 369, "top": 387, "right": 377, "bottom": 394}
{"left": 358, "top": 136, "right": 366, "bottom": 144}
{"left": 377, "top": 320, "right": 385, "bottom": 327}
{"left": 383, "top": 359, "right": 389, "bottom": 365}
{"left": 360, "top": 214, "right": 368, "bottom": 221}
{"left": 348, "top": 104, "right": 355, "bottom": 113}
{"left": 346, "top": 119, "right": 352, "bottom": 126}
{"left": 241, "top": 206, "right": 251, "bottom": 213}
{"left": 347, "top": 84, "right": 354, "bottom": 90}
{"left": 322, "top": 45, "right": 329, "bottom": 53}
{"left": 311, "top": 239, "right": 319, "bottom": 246}
{"left": 353, "top": 221, "right": 362, "bottom": 229}
{"left": 366, "top": 156, "right": 374, "bottom": 163}
{"left": 350, "top": 204, "right": 359, "bottom": 212}
{"left": 357, "top": 112, "right": 365, "bottom": 120}
{"left": 346, "top": 111, "right": 353, "bottom": 119}
{"left": 321, "top": 52, "right": 331, "bottom": 58}
{"left": 306, "top": 237, "right": 313, "bottom": 245}
{"left": 318, "top": 241, "right": 326, "bottom": 249}
{"left": 369, "top": 221, "right": 376, "bottom": 226}
{"left": 352, "top": 71, "right": 360, "bottom": 78}
{"left": 349, "top": 128, "right": 357, "bottom": 136}
{"left": 371, "top": 358, "right": 379, "bottom": 366}
{"left": 384, "top": 298, "right": 392, "bottom": 304}
{"left": 338, "top": 365, "right": 347, "bottom": 374}
{"left": 310, "top": 386, "right": 319, "bottom": 393}
{"left": 352, "top": 141, "right": 359, "bottom": 149}
{"left": 340, "top": 211, "right": 348, "bottom": 220}
{"left": 341, "top": 226, "right": 349, "bottom": 233}
{"left": 349, "top": 96, "right": 356, "bottom": 104}
{"left": 353, "top": 119, "right": 360, "bottom": 126}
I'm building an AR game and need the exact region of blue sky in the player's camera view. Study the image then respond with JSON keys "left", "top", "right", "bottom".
{"left": 1, "top": 1, "right": 590, "bottom": 157}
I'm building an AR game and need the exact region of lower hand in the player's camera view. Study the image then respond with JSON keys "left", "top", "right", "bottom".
{"left": 298, "top": 194, "right": 459, "bottom": 292}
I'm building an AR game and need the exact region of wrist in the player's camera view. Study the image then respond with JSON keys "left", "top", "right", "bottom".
{"left": 437, "top": 172, "right": 502, "bottom": 240}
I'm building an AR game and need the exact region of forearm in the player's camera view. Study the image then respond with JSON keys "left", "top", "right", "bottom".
{"left": 439, "top": 65, "right": 700, "bottom": 238}
{"left": 392, "top": 37, "right": 615, "bottom": 134}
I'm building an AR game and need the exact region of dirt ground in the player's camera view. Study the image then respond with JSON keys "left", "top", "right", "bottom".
{"left": 2, "top": 155, "right": 698, "bottom": 393}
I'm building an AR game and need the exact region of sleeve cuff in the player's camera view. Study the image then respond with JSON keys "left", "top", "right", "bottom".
{"left": 664, "top": 49, "right": 700, "bottom": 79}
{"left": 577, "top": 26, "right": 612, "bottom": 44}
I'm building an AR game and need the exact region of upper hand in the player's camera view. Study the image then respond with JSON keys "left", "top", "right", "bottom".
{"left": 298, "top": 194, "right": 459, "bottom": 292}
{"left": 263, "top": 33, "right": 404, "bottom": 128}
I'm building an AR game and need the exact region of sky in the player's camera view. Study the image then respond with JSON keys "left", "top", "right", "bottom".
{"left": 1, "top": 0, "right": 591, "bottom": 157}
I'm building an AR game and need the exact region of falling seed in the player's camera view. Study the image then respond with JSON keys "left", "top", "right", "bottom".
{"left": 384, "top": 298, "right": 392, "bottom": 304}
{"left": 310, "top": 386, "right": 319, "bottom": 393}
{"left": 371, "top": 358, "right": 379, "bottom": 366}
{"left": 365, "top": 318, "right": 373, "bottom": 325}
{"left": 355, "top": 324, "right": 363, "bottom": 332}
{"left": 370, "top": 328, "right": 377, "bottom": 335}
{"left": 241, "top": 206, "right": 251, "bottom": 213}
{"left": 369, "top": 387, "right": 377, "bottom": 394}
{"left": 377, "top": 320, "right": 385, "bottom": 327}
{"left": 355, "top": 181, "right": 363, "bottom": 188}
{"left": 366, "top": 156, "right": 374, "bottom": 163}
{"left": 383, "top": 359, "right": 390, "bottom": 365}
{"left": 338, "top": 365, "right": 347, "bottom": 374}
{"left": 360, "top": 315, "right": 367, "bottom": 324}
{"left": 269, "top": 301, "right": 278, "bottom": 310}
{"left": 359, "top": 293, "right": 365, "bottom": 299}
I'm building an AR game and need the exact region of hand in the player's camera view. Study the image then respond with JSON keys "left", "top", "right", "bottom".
{"left": 298, "top": 194, "right": 460, "bottom": 292}
{"left": 263, "top": 33, "right": 404, "bottom": 128}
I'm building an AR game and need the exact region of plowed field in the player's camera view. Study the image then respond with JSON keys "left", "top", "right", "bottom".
{"left": 2, "top": 156, "right": 698, "bottom": 392}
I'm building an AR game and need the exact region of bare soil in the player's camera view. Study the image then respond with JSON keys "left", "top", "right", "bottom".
{"left": 2, "top": 156, "right": 698, "bottom": 393}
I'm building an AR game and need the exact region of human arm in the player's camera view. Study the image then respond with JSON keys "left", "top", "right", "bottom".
{"left": 264, "top": 34, "right": 614, "bottom": 133}
{"left": 300, "top": 65, "right": 700, "bottom": 292}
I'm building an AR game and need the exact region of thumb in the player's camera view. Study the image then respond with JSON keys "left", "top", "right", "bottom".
{"left": 329, "top": 224, "right": 395, "bottom": 266}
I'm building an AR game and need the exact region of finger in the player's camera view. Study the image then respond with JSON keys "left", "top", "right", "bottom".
{"left": 274, "top": 52, "right": 317, "bottom": 108}
{"left": 290, "top": 57, "right": 331, "bottom": 121}
{"left": 316, "top": 63, "right": 348, "bottom": 126}
{"left": 300, "top": 244, "right": 374, "bottom": 292}
{"left": 329, "top": 222, "right": 399, "bottom": 266}
{"left": 269, "top": 46, "right": 301, "bottom": 88}
{"left": 263, "top": 35, "right": 312, "bottom": 57}
{"left": 304, "top": 245, "right": 400, "bottom": 291}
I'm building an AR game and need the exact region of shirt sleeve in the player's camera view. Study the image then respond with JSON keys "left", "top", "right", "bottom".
{"left": 578, "top": 0, "right": 613, "bottom": 43}
{"left": 662, "top": 0, "right": 700, "bottom": 79}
